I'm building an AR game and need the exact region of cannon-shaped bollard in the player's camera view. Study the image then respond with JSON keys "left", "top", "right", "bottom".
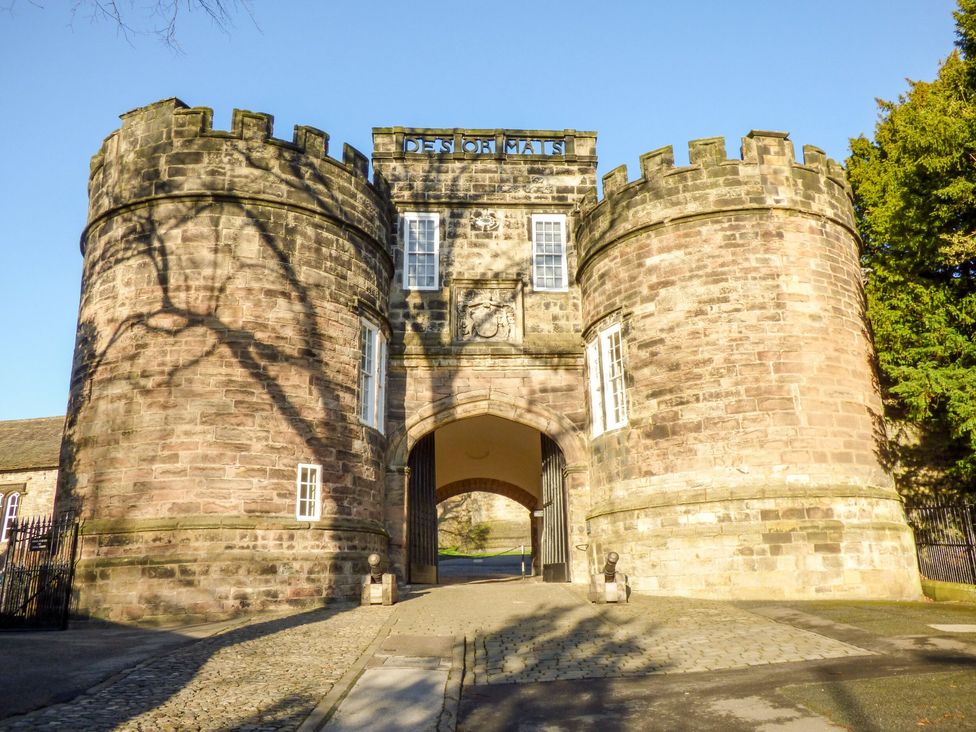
{"left": 588, "top": 551, "right": 628, "bottom": 603}
{"left": 361, "top": 553, "right": 398, "bottom": 606}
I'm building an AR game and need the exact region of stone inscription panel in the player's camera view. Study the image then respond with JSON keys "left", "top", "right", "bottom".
{"left": 403, "top": 135, "right": 566, "bottom": 156}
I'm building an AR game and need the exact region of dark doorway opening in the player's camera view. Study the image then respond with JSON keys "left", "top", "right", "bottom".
{"left": 405, "top": 421, "right": 569, "bottom": 585}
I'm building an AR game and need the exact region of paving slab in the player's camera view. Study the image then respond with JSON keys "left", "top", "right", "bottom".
{"left": 323, "top": 667, "right": 449, "bottom": 732}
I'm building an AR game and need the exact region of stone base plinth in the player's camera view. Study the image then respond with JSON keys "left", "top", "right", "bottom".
{"left": 360, "top": 573, "right": 398, "bottom": 605}
{"left": 585, "top": 486, "right": 923, "bottom": 601}
{"left": 72, "top": 516, "right": 389, "bottom": 624}
{"left": 588, "top": 574, "right": 628, "bottom": 603}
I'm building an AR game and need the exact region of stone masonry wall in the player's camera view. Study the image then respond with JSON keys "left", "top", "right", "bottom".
{"left": 58, "top": 99, "right": 393, "bottom": 622}
{"left": 61, "top": 106, "right": 925, "bottom": 618}
{"left": 0, "top": 468, "right": 58, "bottom": 534}
{"left": 437, "top": 492, "right": 531, "bottom": 551}
{"left": 373, "top": 129, "right": 596, "bottom": 580}
{"left": 576, "top": 132, "right": 921, "bottom": 599}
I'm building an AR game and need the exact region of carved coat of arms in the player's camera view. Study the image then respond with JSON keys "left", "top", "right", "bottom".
{"left": 457, "top": 289, "right": 517, "bottom": 342}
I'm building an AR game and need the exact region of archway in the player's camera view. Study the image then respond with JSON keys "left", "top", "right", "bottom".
{"left": 404, "top": 414, "right": 570, "bottom": 584}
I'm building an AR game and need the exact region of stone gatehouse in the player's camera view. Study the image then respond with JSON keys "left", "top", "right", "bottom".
{"left": 55, "top": 98, "right": 921, "bottom": 623}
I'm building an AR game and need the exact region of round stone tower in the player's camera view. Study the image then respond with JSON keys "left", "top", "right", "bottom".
{"left": 576, "top": 131, "right": 921, "bottom": 600}
{"left": 58, "top": 99, "right": 393, "bottom": 622}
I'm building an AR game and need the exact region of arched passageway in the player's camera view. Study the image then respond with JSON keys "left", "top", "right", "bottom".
{"left": 404, "top": 415, "right": 569, "bottom": 584}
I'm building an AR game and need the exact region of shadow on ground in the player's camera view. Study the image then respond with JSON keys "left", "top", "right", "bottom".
{"left": 0, "top": 603, "right": 361, "bottom": 729}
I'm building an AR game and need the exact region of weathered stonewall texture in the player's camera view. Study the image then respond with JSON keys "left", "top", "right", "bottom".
{"left": 57, "top": 100, "right": 921, "bottom": 623}
{"left": 58, "top": 99, "right": 392, "bottom": 622}
{"left": 576, "top": 133, "right": 919, "bottom": 599}
{"left": 373, "top": 128, "right": 597, "bottom": 581}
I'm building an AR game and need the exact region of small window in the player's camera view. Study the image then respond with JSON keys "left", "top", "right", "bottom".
{"left": 402, "top": 212, "right": 440, "bottom": 290}
{"left": 531, "top": 214, "right": 568, "bottom": 291}
{"left": 0, "top": 492, "right": 20, "bottom": 542}
{"left": 296, "top": 464, "right": 321, "bottom": 521}
{"left": 587, "top": 323, "right": 628, "bottom": 436}
{"left": 359, "top": 320, "right": 387, "bottom": 432}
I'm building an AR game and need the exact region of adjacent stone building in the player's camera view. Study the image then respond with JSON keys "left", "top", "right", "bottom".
{"left": 0, "top": 416, "right": 63, "bottom": 544}
{"left": 56, "top": 99, "right": 922, "bottom": 622}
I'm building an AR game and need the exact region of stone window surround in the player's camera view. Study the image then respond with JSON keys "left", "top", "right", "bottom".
{"left": 531, "top": 213, "right": 568, "bottom": 292}
{"left": 401, "top": 212, "right": 440, "bottom": 291}
{"left": 359, "top": 319, "right": 387, "bottom": 433}
{"left": 295, "top": 464, "right": 322, "bottom": 521}
{"left": 587, "top": 322, "right": 628, "bottom": 436}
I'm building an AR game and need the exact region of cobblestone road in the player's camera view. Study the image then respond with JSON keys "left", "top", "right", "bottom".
{"left": 1, "top": 579, "right": 876, "bottom": 731}
{"left": 0, "top": 603, "right": 392, "bottom": 732}
{"left": 389, "top": 580, "right": 871, "bottom": 685}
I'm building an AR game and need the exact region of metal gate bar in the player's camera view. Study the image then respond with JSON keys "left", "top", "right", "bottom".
{"left": 541, "top": 434, "right": 569, "bottom": 582}
{"left": 906, "top": 501, "right": 976, "bottom": 585}
{"left": 408, "top": 433, "right": 438, "bottom": 584}
{"left": 0, "top": 513, "right": 79, "bottom": 630}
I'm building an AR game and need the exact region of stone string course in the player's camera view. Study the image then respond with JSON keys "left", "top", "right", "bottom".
{"left": 57, "top": 99, "right": 920, "bottom": 622}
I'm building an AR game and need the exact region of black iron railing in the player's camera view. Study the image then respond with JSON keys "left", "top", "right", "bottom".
{"left": 0, "top": 513, "right": 79, "bottom": 630}
{"left": 905, "top": 501, "right": 976, "bottom": 585}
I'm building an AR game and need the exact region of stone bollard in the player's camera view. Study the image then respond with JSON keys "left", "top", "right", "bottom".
{"left": 588, "top": 551, "right": 628, "bottom": 603}
{"left": 361, "top": 553, "right": 398, "bottom": 606}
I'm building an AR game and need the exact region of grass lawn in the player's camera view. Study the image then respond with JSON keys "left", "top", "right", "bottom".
{"left": 779, "top": 670, "right": 975, "bottom": 731}
{"left": 438, "top": 547, "right": 528, "bottom": 558}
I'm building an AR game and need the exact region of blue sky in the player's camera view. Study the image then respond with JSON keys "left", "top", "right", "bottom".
{"left": 0, "top": 0, "right": 960, "bottom": 420}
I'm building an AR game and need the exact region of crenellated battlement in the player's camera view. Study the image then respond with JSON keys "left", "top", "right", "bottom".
{"left": 93, "top": 98, "right": 372, "bottom": 178}
{"left": 576, "top": 131, "right": 854, "bottom": 277}
{"left": 86, "top": 98, "right": 389, "bottom": 255}
{"left": 63, "top": 100, "right": 924, "bottom": 619}
{"left": 591, "top": 130, "right": 849, "bottom": 206}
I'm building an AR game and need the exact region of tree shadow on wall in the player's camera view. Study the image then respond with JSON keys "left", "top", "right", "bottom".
{"left": 58, "top": 142, "right": 391, "bottom": 522}
{"left": 379, "top": 148, "right": 597, "bottom": 584}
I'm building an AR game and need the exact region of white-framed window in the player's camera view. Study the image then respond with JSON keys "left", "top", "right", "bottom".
{"left": 359, "top": 320, "right": 387, "bottom": 432}
{"left": 531, "top": 214, "right": 568, "bottom": 291}
{"left": 295, "top": 464, "right": 321, "bottom": 521}
{"left": 402, "top": 212, "right": 440, "bottom": 290}
{"left": 0, "top": 492, "right": 20, "bottom": 542}
{"left": 587, "top": 323, "right": 628, "bottom": 436}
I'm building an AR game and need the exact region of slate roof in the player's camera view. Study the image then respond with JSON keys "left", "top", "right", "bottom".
{"left": 0, "top": 416, "right": 64, "bottom": 472}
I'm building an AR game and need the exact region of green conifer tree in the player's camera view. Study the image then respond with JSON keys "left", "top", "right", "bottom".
{"left": 848, "top": 0, "right": 976, "bottom": 498}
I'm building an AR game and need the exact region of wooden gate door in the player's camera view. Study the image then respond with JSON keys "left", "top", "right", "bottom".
{"left": 541, "top": 434, "right": 569, "bottom": 582}
{"left": 408, "top": 433, "right": 438, "bottom": 584}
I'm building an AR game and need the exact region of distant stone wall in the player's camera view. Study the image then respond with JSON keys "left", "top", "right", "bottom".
{"left": 576, "top": 132, "right": 920, "bottom": 599}
{"left": 0, "top": 467, "right": 58, "bottom": 533}
{"left": 437, "top": 492, "right": 531, "bottom": 551}
{"left": 59, "top": 99, "right": 393, "bottom": 622}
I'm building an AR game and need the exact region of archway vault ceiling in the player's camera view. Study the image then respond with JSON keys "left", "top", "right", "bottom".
{"left": 434, "top": 415, "right": 542, "bottom": 500}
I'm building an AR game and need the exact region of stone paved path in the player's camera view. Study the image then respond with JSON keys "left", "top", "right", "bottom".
{"left": 0, "top": 603, "right": 393, "bottom": 732}
{"left": 0, "top": 579, "right": 878, "bottom": 731}
{"left": 390, "top": 580, "right": 871, "bottom": 685}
